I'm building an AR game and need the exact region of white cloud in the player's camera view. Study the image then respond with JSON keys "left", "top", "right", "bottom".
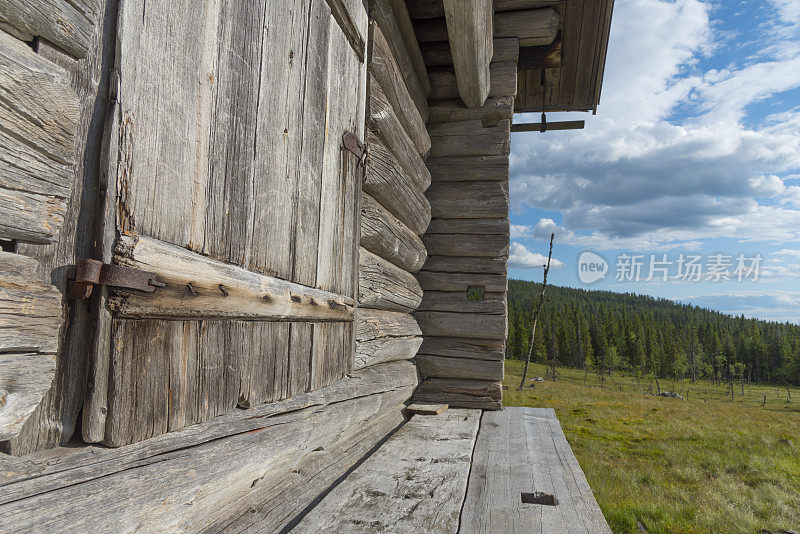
{"left": 675, "top": 290, "right": 800, "bottom": 323}
{"left": 508, "top": 242, "right": 564, "bottom": 270}
{"left": 510, "top": 0, "right": 800, "bottom": 251}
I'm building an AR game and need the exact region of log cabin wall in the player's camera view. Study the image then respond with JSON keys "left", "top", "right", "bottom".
{"left": 357, "top": 0, "right": 432, "bottom": 376}
{"left": 409, "top": 9, "right": 519, "bottom": 410}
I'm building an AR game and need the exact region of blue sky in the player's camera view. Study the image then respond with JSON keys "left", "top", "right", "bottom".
{"left": 508, "top": 0, "right": 800, "bottom": 324}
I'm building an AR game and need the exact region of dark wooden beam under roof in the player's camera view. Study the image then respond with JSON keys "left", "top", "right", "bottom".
{"left": 407, "top": 0, "right": 566, "bottom": 19}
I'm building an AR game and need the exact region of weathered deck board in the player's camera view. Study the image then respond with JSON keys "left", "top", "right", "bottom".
{"left": 0, "top": 362, "right": 417, "bottom": 532}
{"left": 293, "top": 409, "right": 481, "bottom": 533}
{"left": 460, "top": 407, "right": 612, "bottom": 533}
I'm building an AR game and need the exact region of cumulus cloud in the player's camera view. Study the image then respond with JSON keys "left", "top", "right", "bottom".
{"left": 508, "top": 242, "right": 564, "bottom": 269}
{"left": 510, "top": 0, "right": 800, "bottom": 250}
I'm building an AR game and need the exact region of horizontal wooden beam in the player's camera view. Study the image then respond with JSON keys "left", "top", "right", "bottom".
{"left": 414, "top": 377, "right": 502, "bottom": 410}
{"left": 419, "top": 336, "right": 505, "bottom": 361}
{"left": 416, "top": 354, "right": 504, "bottom": 381}
{"left": 408, "top": 0, "right": 565, "bottom": 19}
{"left": 415, "top": 311, "right": 507, "bottom": 340}
{"left": 110, "top": 235, "right": 355, "bottom": 321}
{"left": 511, "top": 120, "right": 585, "bottom": 132}
{"left": 358, "top": 247, "right": 423, "bottom": 312}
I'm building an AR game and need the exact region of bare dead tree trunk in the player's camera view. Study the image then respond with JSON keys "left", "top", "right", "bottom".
{"left": 518, "top": 233, "right": 555, "bottom": 390}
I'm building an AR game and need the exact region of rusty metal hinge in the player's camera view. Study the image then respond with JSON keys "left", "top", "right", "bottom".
{"left": 68, "top": 258, "right": 165, "bottom": 299}
{"left": 342, "top": 131, "right": 366, "bottom": 165}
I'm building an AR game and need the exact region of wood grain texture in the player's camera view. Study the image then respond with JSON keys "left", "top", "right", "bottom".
{"left": 427, "top": 96, "right": 514, "bottom": 123}
{"left": 0, "top": 353, "right": 56, "bottom": 444}
{"left": 407, "top": 0, "right": 565, "bottom": 18}
{"left": 442, "top": 0, "right": 493, "bottom": 108}
{"left": 110, "top": 235, "right": 355, "bottom": 321}
{"left": 415, "top": 310, "right": 507, "bottom": 340}
{"left": 114, "top": 0, "right": 363, "bottom": 297}
{"left": 417, "top": 270, "right": 507, "bottom": 293}
{"left": 495, "top": 8, "right": 559, "bottom": 46}
{"left": 419, "top": 336, "right": 505, "bottom": 361}
{"left": 355, "top": 309, "right": 422, "bottom": 370}
{"left": 422, "top": 255, "right": 507, "bottom": 275}
{"left": 0, "top": 252, "right": 62, "bottom": 354}
{"left": 460, "top": 408, "right": 612, "bottom": 533}
{"left": 418, "top": 290, "right": 506, "bottom": 314}
{"left": 416, "top": 353, "right": 504, "bottom": 380}
{"left": 356, "top": 308, "right": 422, "bottom": 340}
{"left": 0, "top": 0, "right": 98, "bottom": 58}
{"left": 293, "top": 409, "right": 480, "bottom": 533}
{"left": 0, "top": 362, "right": 418, "bottom": 532}
{"left": 13, "top": 4, "right": 117, "bottom": 454}
{"left": 427, "top": 155, "right": 509, "bottom": 182}
{"left": 369, "top": 21, "right": 430, "bottom": 155}
{"left": 371, "top": 0, "right": 429, "bottom": 119}
{"left": 424, "top": 232, "right": 509, "bottom": 258}
{"left": 0, "top": 29, "right": 79, "bottom": 243}
{"left": 426, "top": 217, "right": 510, "bottom": 235}
{"left": 428, "top": 118, "right": 511, "bottom": 157}
{"left": 358, "top": 247, "right": 424, "bottom": 312}
{"left": 368, "top": 78, "right": 431, "bottom": 180}
{"left": 414, "top": 377, "right": 502, "bottom": 410}
{"left": 361, "top": 192, "right": 427, "bottom": 273}
{"left": 364, "top": 131, "right": 431, "bottom": 234}
{"left": 430, "top": 61, "right": 518, "bottom": 101}
{"left": 387, "top": 0, "right": 431, "bottom": 97}
{"left": 427, "top": 180, "right": 509, "bottom": 219}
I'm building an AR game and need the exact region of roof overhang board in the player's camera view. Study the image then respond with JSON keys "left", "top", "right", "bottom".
{"left": 514, "top": 0, "right": 614, "bottom": 114}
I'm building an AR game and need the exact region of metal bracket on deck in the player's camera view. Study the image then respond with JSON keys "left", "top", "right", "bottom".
{"left": 68, "top": 258, "right": 165, "bottom": 299}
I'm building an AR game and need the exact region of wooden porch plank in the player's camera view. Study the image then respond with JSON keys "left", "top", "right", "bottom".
{"left": 292, "top": 409, "right": 481, "bottom": 533}
{"left": 460, "top": 407, "right": 612, "bottom": 533}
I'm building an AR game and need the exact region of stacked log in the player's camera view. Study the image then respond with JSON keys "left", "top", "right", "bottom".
{"left": 356, "top": 1, "right": 432, "bottom": 372}
{"left": 411, "top": 30, "right": 520, "bottom": 410}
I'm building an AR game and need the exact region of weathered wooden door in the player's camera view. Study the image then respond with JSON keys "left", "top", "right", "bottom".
{"left": 82, "top": 0, "right": 368, "bottom": 446}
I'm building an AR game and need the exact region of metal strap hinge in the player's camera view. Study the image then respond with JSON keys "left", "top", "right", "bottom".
{"left": 342, "top": 131, "right": 366, "bottom": 165}
{"left": 68, "top": 258, "right": 165, "bottom": 299}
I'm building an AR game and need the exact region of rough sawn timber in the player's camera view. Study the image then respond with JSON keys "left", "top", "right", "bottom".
{"left": 0, "top": 252, "right": 62, "bottom": 447}
{"left": 360, "top": 193, "right": 427, "bottom": 274}
{"left": 364, "top": 131, "right": 431, "bottom": 235}
{"left": 459, "top": 408, "right": 612, "bottom": 533}
{"left": 0, "top": 29, "right": 79, "bottom": 244}
{"left": 0, "top": 362, "right": 418, "bottom": 533}
{"left": 0, "top": 0, "right": 98, "bottom": 58}
{"left": 110, "top": 235, "right": 355, "bottom": 321}
{"left": 407, "top": 0, "right": 565, "bottom": 19}
{"left": 370, "top": 0, "right": 430, "bottom": 120}
{"left": 416, "top": 353, "right": 504, "bottom": 381}
{"left": 358, "top": 247, "right": 423, "bottom": 313}
{"left": 355, "top": 309, "right": 422, "bottom": 370}
{"left": 292, "top": 409, "right": 481, "bottom": 533}
{"left": 369, "top": 21, "right": 430, "bottom": 156}
{"left": 414, "top": 377, "right": 502, "bottom": 410}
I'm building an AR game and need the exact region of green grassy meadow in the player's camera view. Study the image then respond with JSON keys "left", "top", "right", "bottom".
{"left": 503, "top": 360, "right": 800, "bottom": 533}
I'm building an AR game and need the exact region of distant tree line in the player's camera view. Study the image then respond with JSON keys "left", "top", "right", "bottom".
{"left": 506, "top": 280, "right": 800, "bottom": 386}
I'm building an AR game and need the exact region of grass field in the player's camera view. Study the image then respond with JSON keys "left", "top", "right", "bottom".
{"left": 503, "top": 360, "right": 800, "bottom": 533}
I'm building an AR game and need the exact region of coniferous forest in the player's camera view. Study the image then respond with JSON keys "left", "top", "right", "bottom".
{"left": 506, "top": 279, "right": 800, "bottom": 385}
